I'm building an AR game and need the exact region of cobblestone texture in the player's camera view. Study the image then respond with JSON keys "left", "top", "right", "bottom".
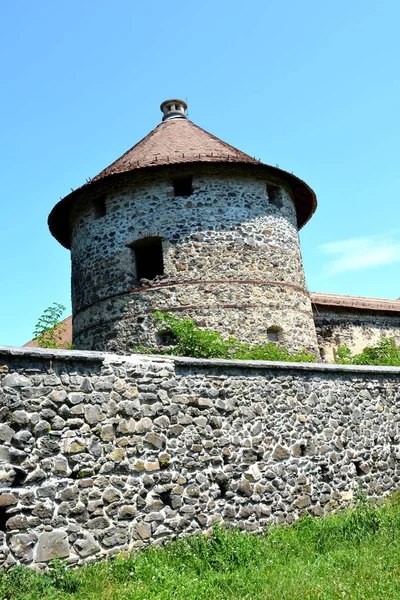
{"left": 315, "top": 308, "right": 400, "bottom": 362}
{"left": 70, "top": 166, "right": 319, "bottom": 355}
{"left": 1, "top": 346, "right": 400, "bottom": 568}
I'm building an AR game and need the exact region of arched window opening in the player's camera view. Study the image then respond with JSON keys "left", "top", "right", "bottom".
{"left": 173, "top": 176, "right": 193, "bottom": 197}
{"left": 267, "top": 326, "right": 283, "bottom": 343}
{"left": 130, "top": 237, "right": 164, "bottom": 281}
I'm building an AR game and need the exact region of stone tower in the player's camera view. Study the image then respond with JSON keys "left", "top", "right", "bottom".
{"left": 48, "top": 99, "right": 319, "bottom": 355}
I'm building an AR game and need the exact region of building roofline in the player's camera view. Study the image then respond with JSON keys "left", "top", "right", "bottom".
{"left": 311, "top": 292, "right": 400, "bottom": 313}
{"left": 48, "top": 114, "right": 317, "bottom": 249}
{"left": 48, "top": 160, "right": 317, "bottom": 249}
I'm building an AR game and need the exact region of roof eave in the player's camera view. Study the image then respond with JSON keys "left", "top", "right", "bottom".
{"left": 48, "top": 161, "right": 317, "bottom": 249}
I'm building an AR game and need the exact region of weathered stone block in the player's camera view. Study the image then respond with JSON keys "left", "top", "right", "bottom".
{"left": 0, "top": 424, "right": 15, "bottom": 443}
{"left": 0, "top": 493, "right": 18, "bottom": 507}
{"left": 9, "top": 534, "right": 34, "bottom": 562}
{"left": 3, "top": 373, "right": 30, "bottom": 387}
{"left": 74, "top": 532, "right": 100, "bottom": 557}
{"left": 35, "top": 531, "right": 70, "bottom": 562}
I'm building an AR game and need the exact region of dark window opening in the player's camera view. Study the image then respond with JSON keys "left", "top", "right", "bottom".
{"left": 266, "top": 183, "right": 283, "bottom": 208}
{"left": 130, "top": 237, "right": 164, "bottom": 282}
{"left": 173, "top": 176, "right": 193, "bottom": 197}
{"left": 156, "top": 331, "right": 177, "bottom": 346}
{"left": 93, "top": 196, "right": 107, "bottom": 219}
{"left": 0, "top": 507, "right": 8, "bottom": 532}
{"left": 267, "top": 327, "right": 283, "bottom": 343}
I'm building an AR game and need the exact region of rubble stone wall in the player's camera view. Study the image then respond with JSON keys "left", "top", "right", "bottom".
{"left": 70, "top": 166, "right": 318, "bottom": 354}
{"left": 314, "top": 307, "right": 400, "bottom": 362}
{"left": 1, "top": 345, "right": 399, "bottom": 569}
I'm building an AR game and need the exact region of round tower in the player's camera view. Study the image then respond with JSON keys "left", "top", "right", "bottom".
{"left": 48, "top": 100, "right": 319, "bottom": 355}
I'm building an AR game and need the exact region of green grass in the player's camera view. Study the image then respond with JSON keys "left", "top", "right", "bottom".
{"left": 2, "top": 496, "right": 400, "bottom": 600}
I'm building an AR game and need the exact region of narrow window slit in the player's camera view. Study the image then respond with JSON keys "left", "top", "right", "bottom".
{"left": 266, "top": 183, "right": 282, "bottom": 208}
{"left": 93, "top": 196, "right": 107, "bottom": 219}
{"left": 267, "top": 327, "right": 283, "bottom": 343}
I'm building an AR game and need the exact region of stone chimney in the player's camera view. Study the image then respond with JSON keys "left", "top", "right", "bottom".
{"left": 160, "top": 99, "right": 187, "bottom": 121}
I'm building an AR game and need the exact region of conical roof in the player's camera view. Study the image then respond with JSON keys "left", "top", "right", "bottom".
{"left": 91, "top": 117, "right": 261, "bottom": 181}
{"left": 48, "top": 101, "right": 317, "bottom": 248}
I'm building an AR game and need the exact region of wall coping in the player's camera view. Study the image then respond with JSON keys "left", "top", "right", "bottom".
{"left": 0, "top": 345, "right": 106, "bottom": 363}
{"left": 173, "top": 356, "right": 400, "bottom": 374}
{"left": 1, "top": 345, "right": 400, "bottom": 375}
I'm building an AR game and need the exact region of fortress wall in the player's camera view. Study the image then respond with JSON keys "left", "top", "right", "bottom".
{"left": 1, "top": 346, "right": 399, "bottom": 568}
{"left": 314, "top": 307, "right": 400, "bottom": 362}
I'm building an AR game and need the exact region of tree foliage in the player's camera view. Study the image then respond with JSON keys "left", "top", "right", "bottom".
{"left": 33, "top": 303, "right": 71, "bottom": 349}
{"left": 336, "top": 337, "right": 400, "bottom": 366}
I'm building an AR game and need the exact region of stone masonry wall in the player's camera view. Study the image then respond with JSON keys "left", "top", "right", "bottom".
{"left": 314, "top": 307, "right": 400, "bottom": 362}
{"left": 70, "top": 166, "right": 318, "bottom": 355}
{"left": 1, "top": 345, "right": 400, "bottom": 569}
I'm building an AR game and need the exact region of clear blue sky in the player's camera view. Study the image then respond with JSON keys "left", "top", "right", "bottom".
{"left": 1, "top": 0, "right": 399, "bottom": 346}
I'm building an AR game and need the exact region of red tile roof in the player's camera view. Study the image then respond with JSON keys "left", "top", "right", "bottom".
{"left": 23, "top": 316, "right": 73, "bottom": 348}
{"left": 92, "top": 117, "right": 261, "bottom": 179}
{"left": 311, "top": 292, "right": 400, "bottom": 313}
{"left": 48, "top": 117, "right": 317, "bottom": 248}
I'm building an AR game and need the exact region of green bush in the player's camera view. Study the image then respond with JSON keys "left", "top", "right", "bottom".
{"left": 33, "top": 302, "right": 73, "bottom": 349}
{"left": 336, "top": 337, "right": 400, "bottom": 366}
{"left": 137, "top": 312, "right": 316, "bottom": 362}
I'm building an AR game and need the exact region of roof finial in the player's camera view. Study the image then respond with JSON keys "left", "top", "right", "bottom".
{"left": 160, "top": 99, "right": 188, "bottom": 121}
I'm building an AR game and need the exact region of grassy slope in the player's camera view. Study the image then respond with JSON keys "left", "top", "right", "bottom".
{"left": 2, "top": 497, "right": 400, "bottom": 600}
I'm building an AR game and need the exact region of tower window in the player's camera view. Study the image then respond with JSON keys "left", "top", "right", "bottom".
{"left": 267, "top": 327, "right": 283, "bottom": 343}
{"left": 173, "top": 176, "right": 193, "bottom": 197}
{"left": 93, "top": 196, "right": 107, "bottom": 219}
{"left": 266, "top": 183, "right": 282, "bottom": 209}
{"left": 130, "top": 237, "right": 164, "bottom": 281}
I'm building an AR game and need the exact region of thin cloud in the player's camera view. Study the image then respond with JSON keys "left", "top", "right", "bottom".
{"left": 320, "top": 234, "right": 400, "bottom": 275}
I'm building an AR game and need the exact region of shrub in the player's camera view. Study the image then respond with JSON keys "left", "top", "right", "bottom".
{"left": 135, "top": 312, "right": 316, "bottom": 362}
{"left": 336, "top": 337, "right": 400, "bottom": 366}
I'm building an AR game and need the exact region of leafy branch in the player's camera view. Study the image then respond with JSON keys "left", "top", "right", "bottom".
{"left": 33, "top": 303, "right": 72, "bottom": 349}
